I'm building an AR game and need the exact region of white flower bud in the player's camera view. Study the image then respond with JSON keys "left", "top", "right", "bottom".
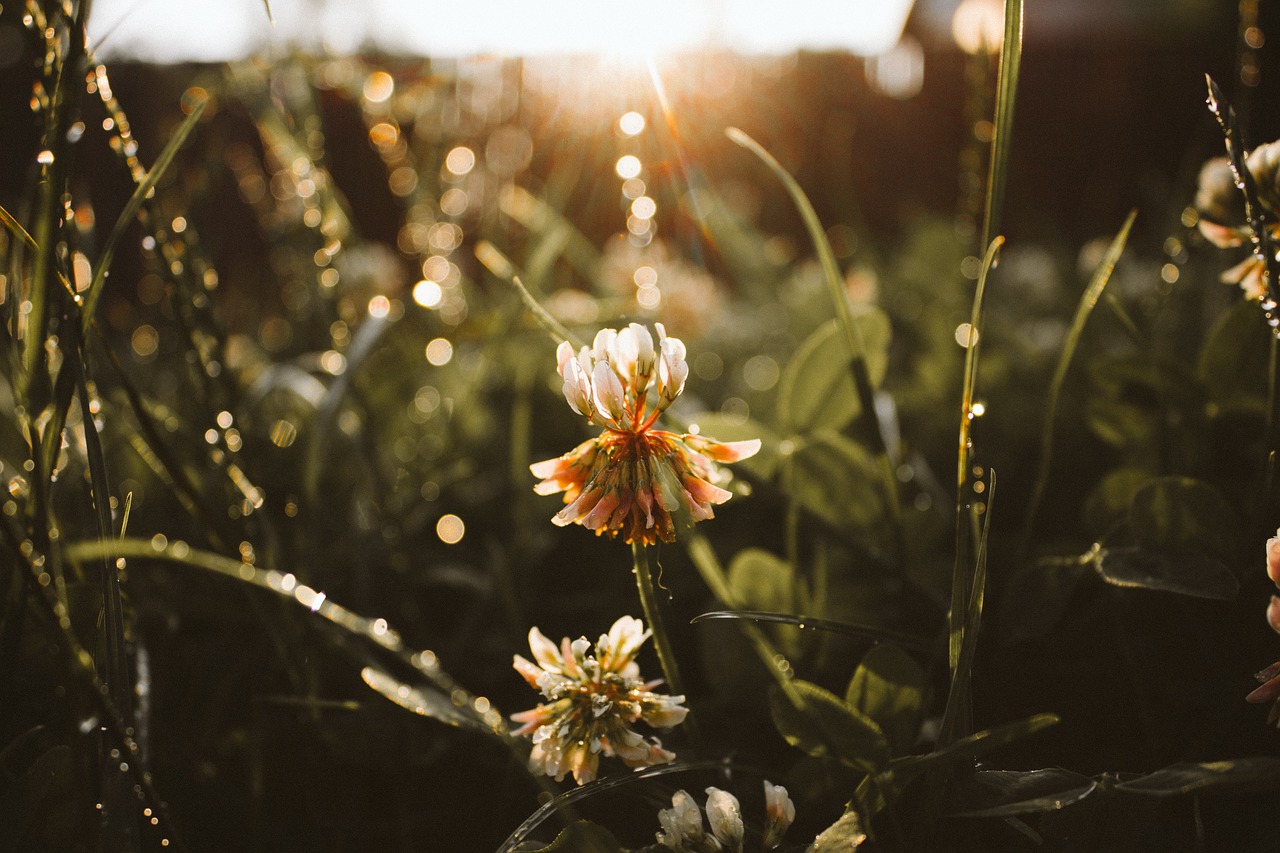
{"left": 704, "top": 788, "right": 743, "bottom": 852}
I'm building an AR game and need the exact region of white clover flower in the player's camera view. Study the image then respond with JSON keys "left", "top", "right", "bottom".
{"left": 530, "top": 323, "right": 759, "bottom": 544}
{"left": 511, "top": 616, "right": 687, "bottom": 785}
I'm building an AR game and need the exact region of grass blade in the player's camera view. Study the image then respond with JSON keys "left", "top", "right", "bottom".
{"left": 726, "top": 127, "right": 903, "bottom": 547}
{"left": 950, "top": 238, "right": 1002, "bottom": 675}
{"left": 980, "top": 0, "right": 1024, "bottom": 249}
{"left": 691, "top": 609, "right": 932, "bottom": 652}
{"left": 80, "top": 97, "right": 207, "bottom": 336}
{"left": 0, "top": 203, "right": 37, "bottom": 251}
{"left": 941, "top": 470, "right": 994, "bottom": 746}
{"left": 1022, "top": 211, "right": 1135, "bottom": 548}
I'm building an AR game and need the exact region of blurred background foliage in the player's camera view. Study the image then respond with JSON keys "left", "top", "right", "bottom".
{"left": 3, "top": 0, "right": 1280, "bottom": 850}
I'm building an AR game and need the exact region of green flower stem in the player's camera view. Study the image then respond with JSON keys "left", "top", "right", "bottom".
{"left": 630, "top": 541, "right": 704, "bottom": 747}
{"left": 631, "top": 541, "right": 685, "bottom": 699}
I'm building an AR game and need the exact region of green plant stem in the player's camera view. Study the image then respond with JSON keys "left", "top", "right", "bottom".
{"left": 630, "top": 541, "right": 685, "bottom": 699}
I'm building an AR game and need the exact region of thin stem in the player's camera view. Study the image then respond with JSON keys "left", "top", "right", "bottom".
{"left": 631, "top": 541, "right": 685, "bottom": 698}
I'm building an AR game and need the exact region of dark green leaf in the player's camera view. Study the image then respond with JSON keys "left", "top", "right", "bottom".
{"left": 768, "top": 680, "right": 891, "bottom": 774}
{"left": 788, "top": 431, "right": 883, "bottom": 530}
{"left": 727, "top": 548, "right": 794, "bottom": 613}
{"left": 1128, "top": 476, "right": 1238, "bottom": 556}
{"left": 1086, "top": 398, "right": 1157, "bottom": 447}
{"left": 1094, "top": 547, "right": 1238, "bottom": 600}
{"left": 1198, "top": 300, "right": 1271, "bottom": 403}
{"left": 949, "top": 768, "right": 1097, "bottom": 818}
{"left": 845, "top": 644, "right": 926, "bottom": 755}
{"left": 1082, "top": 467, "right": 1153, "bottom": 538}
{"left": 776, "top": 314, "right": 890, "bottom": 434}
{"left": 1113, "top": 757, "right": 1280, "bottom": 797}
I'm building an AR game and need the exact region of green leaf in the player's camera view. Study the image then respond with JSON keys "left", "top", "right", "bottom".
{"left": 1085, "top": 398, "right": 1157, "bottom": 447}
{"left": 1198, "top": 300, "right": 1271, "bottom": 403}
{"left": 788, "top": 431, "right": 883, "bottom": 530}
{"left": 949, "top": 768, "right": 1097, "bottom": 818}
{"left": 1093, "top": 547, "right": 1239, "bottom": 600}
{"left": 1082, "top": 467, "right": 1153, "bottom": 537}
{"left": 776, "top": 313, "right": 891, "bottom": 434}
{"left": 845, "top": 644, "right": 926, "bottom": 755}
{"left": 727, "top": 548, "right": 794, "bottom": 613}
{"left": 1113, "top": 757, "right": 1280, "bottom": 797}
{"left": 810, "top": 809, "right": 869, "bottom": 851}
{"left": 768, "top": 680, "right": 891, "bottom": 774}
{"left": 525, "top": 821, "right": 624, "bottom": 853}
{"left": 1127, "top": 476, "right": 1238, "bottom": 556}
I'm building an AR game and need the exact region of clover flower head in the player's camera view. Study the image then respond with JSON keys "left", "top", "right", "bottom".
{"left": 511, "top": 615, "right": 687, "bottom": 785}
{"left": 531, "top": 324, "right": 760, "bottom": 544}
{"left": 1195, "top": 139, "right": 1280, "bottom": 301}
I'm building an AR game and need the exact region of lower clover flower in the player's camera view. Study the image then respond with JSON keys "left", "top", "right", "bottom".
{"left": 530, "top": 324, "right": 760, "bottom": 544}
{"left": 1247, "top": 529, "right": 1280, "bottom": 724}
{"left": 654, "top": 782, "right": 794, "bottom": 852}
{"left": 1195, "top": 139, "right": 1280, "bottom": 301}
{"left": 511, "top": 615, "right": 687, "bottom": 785}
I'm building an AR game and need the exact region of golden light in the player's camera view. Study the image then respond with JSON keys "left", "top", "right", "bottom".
{"left": 619, "top": 111, "right": 646, "bottom": 135}
{"left": 413, "top": 280, "right": 443, "bottom": 308}
{"left": 952, "top": 0, "right": 1005, "bottom": 55}
{"left": 615, "top": 155, "right": 642, "bottom": 180}
{"left": 425, "top": 338, "right": 454, "bottom": 366}
{"left": 436, "top": 514, "right": 465, "bottom": 544}
{"left": 445, "top": 146, "right": 476, "bottom": 176}
{"left": 362, "top": 71, "right": 395, "bottom": 103}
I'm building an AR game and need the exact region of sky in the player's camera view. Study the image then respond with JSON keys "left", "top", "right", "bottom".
{"left": 86, "top": 0, "right": 917, "bottom": 63}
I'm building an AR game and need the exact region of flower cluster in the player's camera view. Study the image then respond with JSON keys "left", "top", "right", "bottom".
{"left": 510, "top": 615, "right": 687, "bottom": 785}
{"left": 655, "top": 782, "right": 794, "bottom": 852}
{"left": 1195, "top": 139, "right": 1280, "bottom": 301}
{"left": 530, "top": 324, "right": 760, "bottom": 544}
{"left": 1247, "top": 530, "right": 1280, "bottom": 724}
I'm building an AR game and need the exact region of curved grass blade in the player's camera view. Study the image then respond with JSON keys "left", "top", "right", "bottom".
{"left": 360, "top": 667, "right": 486, "bottom": 731}
{"left": 950, "top": 239, "right": 1002, "bottom": 682}
{"left": 981, "top": 0, "right": 1024, "bottom": 249}
{"left": 80, "top": 97, "right": 207, "bottom": 336}
{"left": 690, "top": 610, "right": 931, "bottom": 652}
{"left": 62, "top": 537, "right": 506, "bottom": 737}
{"left": 0, "top": 203, "right": 37, "bottom": 251}
{"left": 476, "top": 240, "right": 581, "bottom": 348}
{"left": 1113, "top": 757, "right": 1280, "bottom": 797}
{"left": 726, "top": 127, "right": 903, "bottom": 542}
{"left": 1023, "top": 211, "right": 1136, "bottom": 548}
{"left": 949, "top": 768, "right": 1097, "bottom": 818}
